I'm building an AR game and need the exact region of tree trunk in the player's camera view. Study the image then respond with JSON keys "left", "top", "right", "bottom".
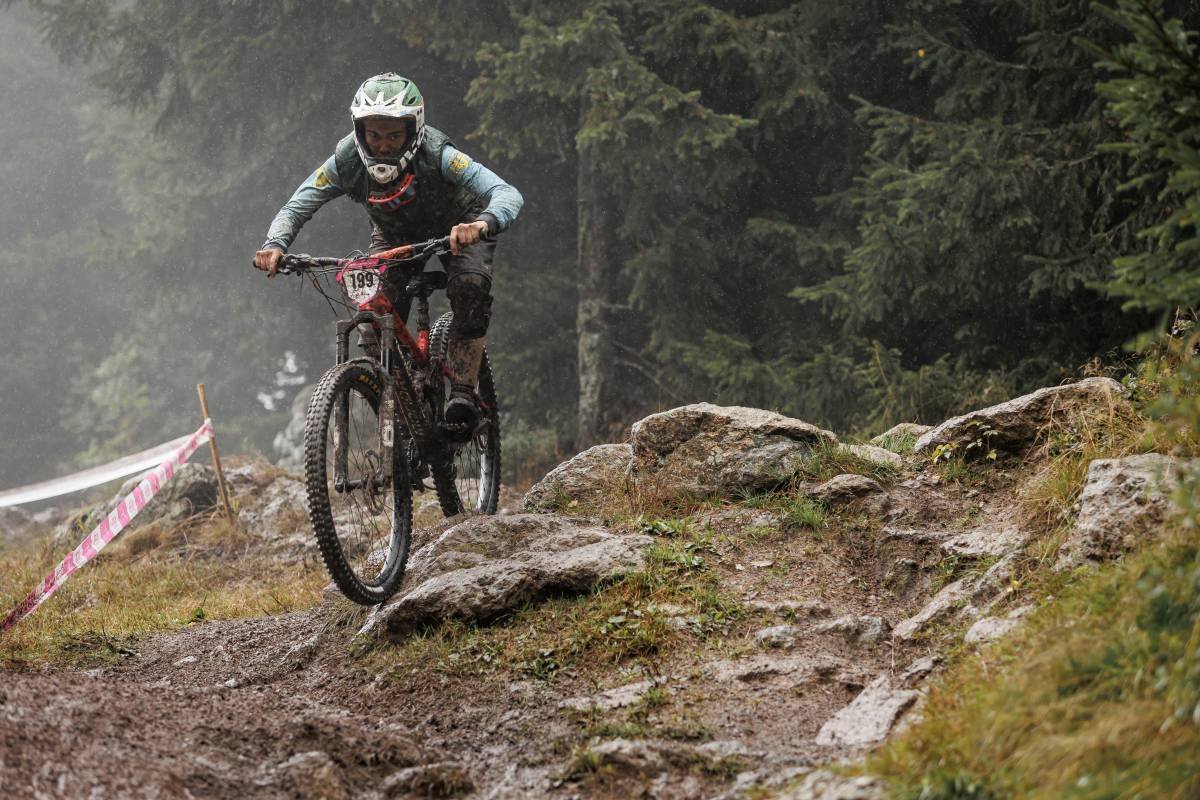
{"left": 575, "top": 136, "right": 625, "bottom": 449}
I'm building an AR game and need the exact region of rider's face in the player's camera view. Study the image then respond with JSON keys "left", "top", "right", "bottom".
{"left": 362, "top": 117, "right": 408, "bottom": 158}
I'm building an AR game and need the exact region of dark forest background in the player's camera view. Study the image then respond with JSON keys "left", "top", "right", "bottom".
{"left": 1, "top": 0, "right": 1198, "bottom": 489}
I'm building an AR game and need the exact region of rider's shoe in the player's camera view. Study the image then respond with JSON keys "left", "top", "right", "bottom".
{"left": 443, "top": 385, "right": 479, "bottom": 443}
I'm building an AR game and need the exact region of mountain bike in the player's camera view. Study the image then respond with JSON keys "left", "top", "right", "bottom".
{"left": 275, "top": 236, "right": 501, "bottom": 605}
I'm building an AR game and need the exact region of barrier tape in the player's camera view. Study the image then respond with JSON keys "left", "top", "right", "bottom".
{"left": 0, "top": 431, "right": 204, "bottom": 508}
{"left": 1, "top": 419, "right": 214, "bottom": 633}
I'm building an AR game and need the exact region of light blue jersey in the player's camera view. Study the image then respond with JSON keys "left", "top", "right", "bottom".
{"left": 262, "top": 145, "right": 523, "bottom": 252}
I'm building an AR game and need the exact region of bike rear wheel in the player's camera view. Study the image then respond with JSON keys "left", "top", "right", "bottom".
{"left": 303, "top": 360, "right": 412, "bottom": 605}
{"left": 429, "top": 312, "right": 502, "bottom": 516}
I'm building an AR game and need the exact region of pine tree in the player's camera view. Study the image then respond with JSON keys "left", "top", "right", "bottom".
{"left": 1091, "top": 0, "right": 1200, "bottom": 316}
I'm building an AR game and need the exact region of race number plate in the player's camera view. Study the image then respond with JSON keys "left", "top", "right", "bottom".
{"left": 341, "top": 268, "right": 380, "bottom": 305}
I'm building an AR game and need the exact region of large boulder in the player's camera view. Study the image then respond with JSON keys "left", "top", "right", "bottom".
{"left": 814, "top": 675, "right": 920, "bottom": 748}
{"left": 807, "top": 474, "right": 884, "bottom": 506}
{"left": 775, "top": 771, "right": 887, "bottom": 800}
{"left": 523, "top": 443, "right": 632, "bottom": 512}
{"left": 914, "top": 377, "right": 1128, "bottom": 459}
{"left": 111, "top": 462, "right": 218, "bottom": 529}
{"left": 372, "top": 514, "right": 651, "bottom": 638}
{"left": 838, "top": 443, "right": 904, "bottom": 470}
{"left": 871, "top": 423, "right": 932, "bottom": 449}
{"left": 1056, "top": 453, "right": 1193, "bottom": 570}
{"left": 629, "top": 404, "right": 838, "bottom": 497}
{"left": 236, "top": 476, "right": 311, "bottom": 560}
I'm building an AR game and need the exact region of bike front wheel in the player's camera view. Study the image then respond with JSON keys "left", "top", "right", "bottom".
{"left": 429, "top": 312, "right": 502, "bottom": 516}
{"left": 303, "top": 360, "right": 412, "bottom": 605}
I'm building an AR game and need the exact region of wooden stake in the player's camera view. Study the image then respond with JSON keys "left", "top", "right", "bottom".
{"left": 196, "top": 383, "right": 235, "bottom": 522}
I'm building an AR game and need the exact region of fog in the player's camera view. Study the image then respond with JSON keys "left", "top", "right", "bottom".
{"left": 0, "top": 0, "right": 1174, "bottom": 496}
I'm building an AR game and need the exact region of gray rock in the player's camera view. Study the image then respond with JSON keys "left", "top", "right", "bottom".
{"left": 224, "top": 461, "right": 294, "bottom": 495}
{"left": 815, "top": 675, "right": 920, "bottom": 747}
{"left": 581, "top": 738, "right": 685, "bottom": 777}
{"left": 375, "top": 514, "right": 651, "bottom": 638}
{"left": 898, "top": 655, "right": 939, "bottom": 686}
{"left": 703, "top": 654, "right": 841, "bottom": 683}
{"left": 629, "top": 403, "right": 838, "bottom": 497}
{"left": 808, "top": 474, "right": 884, "bottom": 505}
{"left": 778, "top": 770, "right": 888, "bottom": 800}
{"left": 813, "top": 615, "right": 889, "bottom": 645}
{"left": 273, "top": 384, "right": 314, "bottom": 471}
{"left": 754, "top": 615, "right": 886, "bottom": 649}
{"left": 694, "top": 740, "right": 765, "bottom": 761}
{"left": 277, "top": 751, "right": 346, "bottom": 800}
{"left": 755, "top": 625, "right": 806, "bottom": 649}
{"left": 714, "top": 767, "right": 812, "bottom": 800}
{"left": 940, "top": 521, "right": 1027, "bottom": 559}
{"left": 558, "top": 680, "right": 657, "bottom": 712}
{"left": 1056, "top": 453, "right": 1193, "bottom": 569}
{"left": 89, "top": 463, "right": 219, "bottom": 532}
{"left": 236, "top": 476, "right": 310, "bottom": 559}
{"left": 381, "top": 761, "right": 474, "bottom": 798}
{"left": 50, "top": 504, "right": 107, "bottom": 548}
{"left": 696, "top": 506, "right": 782, "bottom": 533}
{"left": 964, "top": 605, "right": 1033, "bottom": 645}
{"left": 581, "top": 738, "right": 753, "bottom": 783}
{"left": 745, "top": 599, "right": 832, "bottom": 618}
{"left": 974, "top": 553, "right": 1018, "bottom": 606}
{"left": 838, "top": 443, "right": 904, "bottom": 470}
{"left": 915, "top": 377, "right": 1129, "bottom": 459}
{"left": 871, "top": 423, "right": 932, "bottom": 449}
{"left": 892, "top": 578, "right": 976, "bottom": 641}
{"left": 523, "top": 443, "right": 632, "bottom": 512}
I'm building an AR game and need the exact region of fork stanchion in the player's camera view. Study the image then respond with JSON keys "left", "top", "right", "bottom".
{"left": 196, "top": 383, "right": 235, "bottom": 522}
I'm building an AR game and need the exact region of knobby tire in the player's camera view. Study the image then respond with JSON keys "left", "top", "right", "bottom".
{"left": 429, "top": 312, "right": 502, "bottom": 516}
{"left": 303, "top": 360, "right": 412, "bottom": 605}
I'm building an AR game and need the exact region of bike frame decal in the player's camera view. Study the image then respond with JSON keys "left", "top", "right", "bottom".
{"left": 1, "top": 420, "right": 215, "bottom": 633}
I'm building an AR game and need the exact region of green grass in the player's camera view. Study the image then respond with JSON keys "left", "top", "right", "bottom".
{"left": 873, "top": 429, "right": 920, "bottom": 455}
{"left": 799, "top": 439, "right": 900, "bottom": 484}
{"left": 359, "top": 518, "right": 744, "bottom": 682}
{"left": 868, "top": 346, "right": 1200, "bottom": 798}
{"left": 781, "top": 496, "right": 828, "bottom": 530}
{"left": 0, "top": 515, "right": 328, "bottom": 666}
{"left": 870, "top": 525, "right": 1200, "bottom": 799}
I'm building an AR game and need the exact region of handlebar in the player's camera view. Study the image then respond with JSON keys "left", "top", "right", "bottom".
{"left": 266, "top": 233, "right": 474, "bottom": 275}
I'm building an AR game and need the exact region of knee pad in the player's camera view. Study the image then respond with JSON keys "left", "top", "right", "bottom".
{"left": 447, "top": 272, "right": 493, "bottom": 338}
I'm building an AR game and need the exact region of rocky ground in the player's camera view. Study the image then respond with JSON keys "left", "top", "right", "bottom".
{"left": 1, "top": 376, "right": 1177, "bottom": 799}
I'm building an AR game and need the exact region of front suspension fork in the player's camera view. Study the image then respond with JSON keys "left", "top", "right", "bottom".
{"left": 333, "top": 312, "right": 398, "bottom": 492}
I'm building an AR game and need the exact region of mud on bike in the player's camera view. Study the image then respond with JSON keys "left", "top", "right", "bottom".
{"left": 275, "top": 236, "right": 501, "bottom": 605}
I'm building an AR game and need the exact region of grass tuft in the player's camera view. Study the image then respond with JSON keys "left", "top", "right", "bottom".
{"left": 870, "top": 523, "right": 1200, "bottom": 800}
{"left": 360, "top": 517, "right": 743, "bottom": 683}
{"left": 798, "top": 439, "right": 900, "bottom": 485}
{"left": 0, "top": 514, "right": 327, "bottom": 666}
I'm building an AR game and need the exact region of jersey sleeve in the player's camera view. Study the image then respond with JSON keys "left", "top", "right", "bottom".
{"left": 439, "top": 145, "right": 524, "bottom": 234}
{"left": 261, "top": 156, "right": 345, "bottom": 252}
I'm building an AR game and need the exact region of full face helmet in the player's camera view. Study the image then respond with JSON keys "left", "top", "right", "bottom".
{"left": 350, "top": 73, "right": 426, "bottom": 185}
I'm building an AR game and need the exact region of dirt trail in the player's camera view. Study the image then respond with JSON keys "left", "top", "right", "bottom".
{"left": 0, "top": 466, "right": 1013, "bottom": 799}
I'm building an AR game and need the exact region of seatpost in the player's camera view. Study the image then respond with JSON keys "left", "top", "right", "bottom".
{"left": 414, "top": 288, "right": 431, "bottom": 334}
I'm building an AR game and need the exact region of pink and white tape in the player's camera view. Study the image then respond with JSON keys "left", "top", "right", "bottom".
{"left": 1, "top": 419, "right": 215, "bottom": 633}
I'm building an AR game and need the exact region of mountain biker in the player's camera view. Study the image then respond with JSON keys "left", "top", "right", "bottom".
{"left": 253, "top": 72, "right": 523, "bottom": 435}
